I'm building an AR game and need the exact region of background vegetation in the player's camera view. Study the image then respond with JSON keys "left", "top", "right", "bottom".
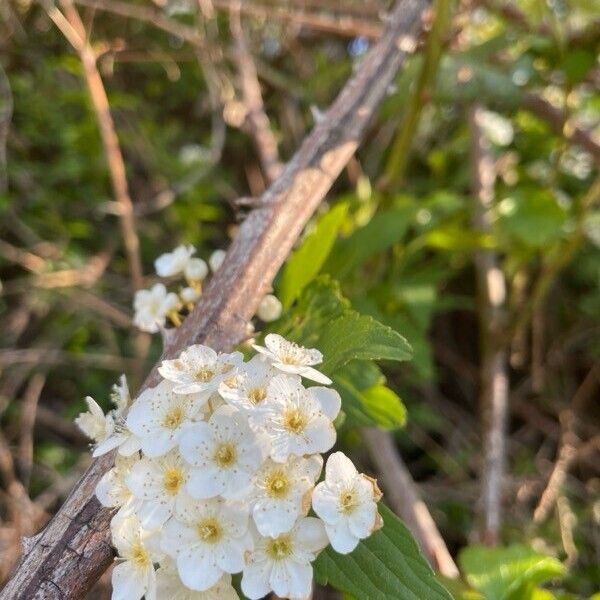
{"left": 0, "top": 0, "right": 598, "bottom": 598}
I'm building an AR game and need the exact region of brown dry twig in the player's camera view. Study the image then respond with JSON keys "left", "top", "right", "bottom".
{"left": 230, "top": 3, "right": 283, "bottom": 184}
{"left": 17, "top": 374, "right": 46, "bottom": 490}
{"left": 362, "top": 428, "right": 460, "bottom": 577}
{"left": 0, "top": 2, "right": 429, "bottom": 597}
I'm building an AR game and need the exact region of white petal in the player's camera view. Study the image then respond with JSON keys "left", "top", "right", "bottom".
{"left": 297, "top": 365, "right": 332, "bottom": 385}
{"left": 253, "top": 498, "right": 299, "bottom": 537}
{"left": 295, "top": 517, "right": 329, "bottom": 554}
{"left": 177, "top": 546, "right": 221, "bottom": 591}
{"left": 325, "top": 519, "right": 359, "bottom": 554}
{"left": 136, "top": 499, "right": 173, "bottom": 528}
{"left": 111, "top": 561, "right": 149, "bottom": 600}
{"left": 310, "top": 387, "right": 341, "bottom": 419}
{"left": 270, "top": 561, "right": 312, "bottom": 599}
{"left": 349, "top": 502, "right": 378, "bottom": 539}
{"left": 325, "top": 452, "right": 358, "bottom": 485}
{"left": 179, "top": 422, "right": 213, "bottom": 466}
{"left": 311, "top": 483, "right": 340, "bottom": 525}
{"left": 241, "top": 558, "right": 272, "bottom": 600}
{"left": 118, "top": 434, "right": 142, "bottom": 456}
{"left": 186, "top": 466, "right": 226, "bottom": 499}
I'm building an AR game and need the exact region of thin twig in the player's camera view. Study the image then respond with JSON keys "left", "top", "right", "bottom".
{"left": 469, "top": 104, "right": 509, "bottom": 546}
{"left": 49, "top": 0, "right": 143, "bottom": 292}
{"left": 17, "top": 374, "right": 46, "bottom": 490}
{"left": 534, "top": 364, "right": 600, "bottom": 522}
{"left": 230, "top": 3, "right": 283, "bottom": 184}
{"left": 362, "top": 428, "right": 460, "bottom": 577}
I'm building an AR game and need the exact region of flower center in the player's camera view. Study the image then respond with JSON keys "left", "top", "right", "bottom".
{"left": 163, "top": 467, "right": 184, "bottom": 495}
{"left": 248, "top": 386, "right": 267, "bottom": 405}
{"left": 162, "top": 406, "right": 185, "bottom": 429}
{"left": 340, "top": 489, "right": 359, "bottom": 514}
{"left": 131, "top": 543, "right": 150, "bottom": 567}
{"left": 195, "top": 368, "right": 214, "bottom": 382}
{"left": 283, "top": 408, "right": 307, "bottom": 433}
{"left": 266, "top": 535, "right": 293, "bottom": 560}
{"left": 221, "top": 363, "right": 234, "bottom": 374}
{"left": 213, "top": 443, "right": 237, "bottom": 468}
{"left": 265, "top": 471, "right": 290, "bottom": 498}
{"left": 197, "top": 518, "right": 223, "bottom": 544}
{"left": 280, "top": 354, "right": 299, "bottom": 365}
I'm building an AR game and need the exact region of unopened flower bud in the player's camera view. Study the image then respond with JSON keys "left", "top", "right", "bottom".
{"left": 257, "top": 294, "right": 282, "bottom": 322}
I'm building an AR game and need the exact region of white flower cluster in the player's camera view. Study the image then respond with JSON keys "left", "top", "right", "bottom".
{"left": 76, "top": 334, "right": 383, "bottom": 600}
{"left": 133, "top": 245, "right": 282, "bottom": 333}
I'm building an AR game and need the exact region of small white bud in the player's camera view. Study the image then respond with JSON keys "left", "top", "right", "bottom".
{"left": 180, "top": 286, "right": 201, "bottom": 304}
{"left": 184, "top": 257, "right": 208, "bottom": 281}
{"left": 256, "top": 294, "right": 282, "bottom": 322}
{"left": 209, "top": 249, "right": 226, "bottom": 272}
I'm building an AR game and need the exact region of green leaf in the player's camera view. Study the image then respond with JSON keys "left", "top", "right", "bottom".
{"left": 319, "top": 311, "right": 413, "bottom": 373}
{"left": 314, "top": 504, "right": 454, "bottom": 600}
{"left": 334, "top": 372, "right": 407, "bottom": 429}
{"left": 498, "top": 191, "right": 568, "bottom": 248}
{"left": 324, "top": 206, "right": 414, "bottom": 279}
{"left": 459, "top": 544, "right": 566, "bottom": 600}
{"left": 274, "top": 276, "right": 349, "bottom": 348}
{"left": 279, "top": 203, "right": 348, "bottom": 308}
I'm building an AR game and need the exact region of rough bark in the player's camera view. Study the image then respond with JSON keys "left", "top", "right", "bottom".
{"left": 0, "top": 1, "right": 429, "bottom": 597}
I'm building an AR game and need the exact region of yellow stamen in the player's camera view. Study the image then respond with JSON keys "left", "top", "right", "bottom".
{"left": 213, "top": 443, "right": 236, "bottom": 468}
{"left": 197, "top": 518, "right": 223, "bottom": 544}
{"left": 266, "top": 536, "right": 293, "bottom": 560}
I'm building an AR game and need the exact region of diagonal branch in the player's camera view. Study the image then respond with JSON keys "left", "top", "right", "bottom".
{"left": 0, "top": 1, "right": 429, "bottom": 598}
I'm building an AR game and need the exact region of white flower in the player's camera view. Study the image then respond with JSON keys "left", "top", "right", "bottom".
{"left": 159, "top": 345, "right": 243, "bottom": 396}
{"left": 111, "top": 514, "right": 162, "bottom": 600}
{"left": 241, "top": 517, "right": 328, "bottom": 600}
{"left": 161, "top": 495, "right": 253, "bottom": 592}
{"left": 127, "top": 449, "right": 191, "bottom": 528}
{"left": 256, "top": 294, "right": 282, "bottom": 322}
{"left": 156, "top": 561, "right": 238, "bottom": 600}
{"left": 180, "top": 286, "right": 201, "bottom": 304}
{"left": 134, "top": 283, "right": 180, "bottom": 333}
{"left": 127, "top": 380, "right": 207, "bottom": 458}
{"left": 75, "top": 396, "right": 140, "bottom": 458}
{"left": 111, "top": 374, "right": 131, "bottom": 412}
{"left": 218, "top": 355, "right": 276, "bottom": 414}
{"left": 155, "top": 244, "right": 195, "bottom": 277}
{"left": 208, "top": 249, "right": 226, "bottom": 272}
{"left": 75, "top": 396, "right": 108, "bottom": 443}
{"left": 184, "top": 257, "right": 209, "bottom": 282}
{"left": 251, "top": 455, "right": 322, "bottom": 537}
{"left": 253, "top": 334, "right": 332, "bottom": 384}
{"left": 312, "top": 452, "right": 382, "bottom": 554}
{"left": 179, "top": 406, "right": 264, "bottom": 500}
{"left": 96, "top": 454, "right": 140, "bottom": 518}
{"left": 254, "top": 374, "right": 340, "bottom": 462}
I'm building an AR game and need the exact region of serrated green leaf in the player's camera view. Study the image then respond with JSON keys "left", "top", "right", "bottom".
{"left": 459, "top": 544, "right": 566, "bottom": 600}
{"left": 319, "top": 311, "right": 413, "bottom": 373}
{"left": 273, "top": 276, "right": 349, "bottom": 347}
{"left": 279, "top": 203, "right": 348, "bottom": 308}
{"left": 324, "top": 206, "right": 414, "bottom": 279}
{"left": 314, "top": 504, "right": 454, "bottom": 600}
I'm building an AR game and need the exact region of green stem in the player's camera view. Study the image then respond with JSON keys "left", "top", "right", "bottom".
{"left": 383, "top": 0, "right": 451, "bottom": 189}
